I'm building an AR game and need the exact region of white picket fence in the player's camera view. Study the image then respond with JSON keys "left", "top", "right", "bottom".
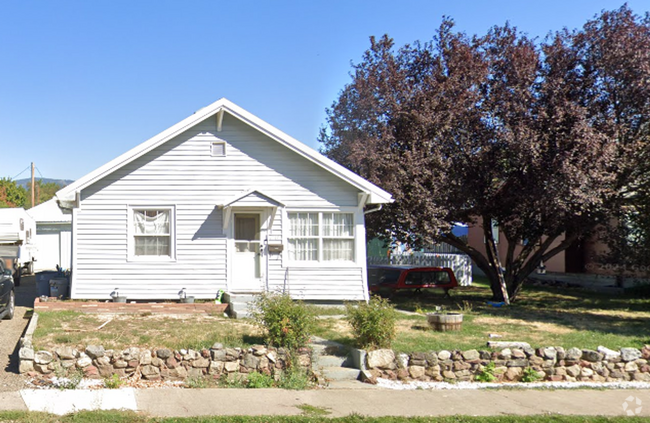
{"left": 368, "top": 252, "right": 473, "bottom": 286}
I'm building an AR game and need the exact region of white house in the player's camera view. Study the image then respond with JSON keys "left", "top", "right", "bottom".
{"left": 27, "top": 199, "right": 72, "bottom": 272}
{"left": 55, "top": 98, "right": 392, "bottom": 302}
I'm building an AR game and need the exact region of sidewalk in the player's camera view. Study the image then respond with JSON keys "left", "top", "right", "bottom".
{"left": 9, "top": 386, "right": 650, "bottom": 417}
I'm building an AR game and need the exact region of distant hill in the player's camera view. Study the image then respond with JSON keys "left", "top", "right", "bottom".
{"left": 15, "top": 178, "right": 74, "bottom": 189}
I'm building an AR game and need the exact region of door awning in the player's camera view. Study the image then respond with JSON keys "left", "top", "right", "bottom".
{"left": 218, "top": 190, "right": 285, "bottom": 230}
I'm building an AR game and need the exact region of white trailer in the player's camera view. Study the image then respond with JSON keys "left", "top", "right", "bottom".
{"left": 0, "top": 208, "right": 38, "bottom": 285}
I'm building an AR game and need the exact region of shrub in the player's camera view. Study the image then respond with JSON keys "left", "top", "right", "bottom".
{"left": 475, "top": 362, "right": 497, "bottom": 382}
{"left": 345, "top": 296, "right": 397, "bottom": 350}
{"left": 277, "top": 365, "right": 313, "bottom": 390}
{"left": 185, "top": 375, "right": 209, "bottom": 388}
{"left": 521, "top": 367, "right": 543, "bottom": 383}
{"left": 250, "top": 292, "right": 315, "bottom": 350}
{"left": 247, "top": 371, "right": 275, "bottom": 388}
{"left": 104, "top": 374, "right": 124, "bottom": 389}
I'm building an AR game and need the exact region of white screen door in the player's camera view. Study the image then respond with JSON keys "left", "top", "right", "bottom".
{"left": 232, "top": 214, "right": 262, "bottom": 291}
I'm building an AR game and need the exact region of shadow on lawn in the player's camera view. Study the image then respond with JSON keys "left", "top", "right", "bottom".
{"left": 387, "top": 283, "right": 650, "bottom": 345}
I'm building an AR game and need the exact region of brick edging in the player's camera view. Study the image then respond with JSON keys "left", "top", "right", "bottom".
{"left": 33, "top": 298, "right": 229, "bottom": 315}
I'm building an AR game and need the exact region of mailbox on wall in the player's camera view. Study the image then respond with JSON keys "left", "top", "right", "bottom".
{"left": 268, "top": 244, "right": 284, "bottom": 254}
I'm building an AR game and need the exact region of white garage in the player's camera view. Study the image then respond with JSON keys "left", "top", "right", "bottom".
{"left": 27, "top": 199, "right": 72, "bottom": 272}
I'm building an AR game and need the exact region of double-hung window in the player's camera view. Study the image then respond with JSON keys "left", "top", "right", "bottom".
{"left": 288, "top": 212, "right": 354, "bottom": 262}
{"left": 131, "top": 208, "right": 174, "bottom": 259}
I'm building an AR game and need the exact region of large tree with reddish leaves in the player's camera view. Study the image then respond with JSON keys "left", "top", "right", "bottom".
{"left": 320, "top": 6, "right": 650, "bottom": 302}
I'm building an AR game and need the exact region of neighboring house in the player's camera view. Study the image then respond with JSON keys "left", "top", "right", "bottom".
{"left": 27, "top": 199, "right": 72, "bottom": 272}
{"left": 467, "top": 218, "right": 565, "bottom": 274}
{"left": 466, "top": 217, "right": 622, "bottom": 276}
{"left": 55, "top": 98, "right": 392, "bottom": 301}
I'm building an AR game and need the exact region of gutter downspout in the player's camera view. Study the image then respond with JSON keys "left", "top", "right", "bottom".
{"left": 364, "top": 204, "right": 383, "bottom": 215}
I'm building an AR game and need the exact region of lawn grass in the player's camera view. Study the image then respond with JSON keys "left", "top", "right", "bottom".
{"left": 32, "top": 311, "right": 264, "bottom": 351}
{"left": 33, "top": 279, "right": 650, "bottom": 354}
{"left": 0, "top": 411, "right": 646, "bottom": 422}
{"left": 313, "top": 277, "right": 650, "bottom": 353}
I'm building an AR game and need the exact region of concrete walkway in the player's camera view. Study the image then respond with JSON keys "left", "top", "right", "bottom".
{"left": 9, "top": 386, "right": 650, "bottom": 417}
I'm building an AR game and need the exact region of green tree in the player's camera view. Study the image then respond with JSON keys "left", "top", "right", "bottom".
{"left": 26, "top": 180, "right": 64, "bottom": 208}
{"left": 0, "top": 178, "right": 27, "bottom": 208}
{"left": 320, "top": 7, "right": 650, "bottom": 302}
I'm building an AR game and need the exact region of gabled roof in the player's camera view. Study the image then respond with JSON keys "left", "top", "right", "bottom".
{"left": 27, "top": 199, "right": 71, "bottom": 223}
{"left": 56, "top": 98, "right": 393, "bottom": 205}
{"left": 220, "top": 190, "right": 285, "bottom": 208}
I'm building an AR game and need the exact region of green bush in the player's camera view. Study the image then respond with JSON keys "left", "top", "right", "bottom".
{"left": 103, "top": 374, "right": 124, "bottom": 389}
{"left": 251, "top": 292, "right": 315, "bottom": 350}
{"left": 475, "top": 362, "right": 497, "bottom": 382}
{"left": 345, "top": 296, "right": 397, "bottom": 350}
{"left": 277, "top": 365, "right": 313, "bottom": 390}
{"left": 521, "top": 367, "right": 543, "bottom": 383}
{"left": 247, "top": 371, "right": 275, "bottom": 388}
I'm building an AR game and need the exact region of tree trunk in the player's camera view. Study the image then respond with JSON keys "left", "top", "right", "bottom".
{"left": 482, "top": 218, "right": 510, "bottom": 305}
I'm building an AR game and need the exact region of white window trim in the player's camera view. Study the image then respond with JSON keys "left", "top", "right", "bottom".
{"left": 284, "top": 209, "right": 358, "bottom": 267}
{"left": 127, "top": 205, "right": 176, "bottom": 262}
{"left": 211, "top": 141, "right": 227, "bottom": 157}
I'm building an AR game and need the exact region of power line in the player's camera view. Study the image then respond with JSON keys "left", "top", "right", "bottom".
{"left": 35, "top": 167, "right": 45, "bottom": 180}
{"left": 11, "top": 165, "right": 31, "bottom": 181}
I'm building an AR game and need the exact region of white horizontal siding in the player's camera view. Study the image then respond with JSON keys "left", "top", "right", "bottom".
{"left": 72, "top": 113, "right": 364, "bottom": 300}
{"left": 268, "top": 267, "right": 366, "bottom": 301}
{"left": 81, "top": 115, "right": 359, "bottom": 208}
{"left": 72, "top": 205, "right": 227, "bottom": 300}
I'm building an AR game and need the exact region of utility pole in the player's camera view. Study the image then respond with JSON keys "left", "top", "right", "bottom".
{"left": 31, "top": 162, "right": 35, "bottom": 208}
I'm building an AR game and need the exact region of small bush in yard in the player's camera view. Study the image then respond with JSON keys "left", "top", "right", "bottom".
{"left": 251, "top": 292, "right": 315, "bottom": 350}
{"left": 103, "top": 374, "right": 125, "bottom": 389}
{"left": 475, "top": 362, "right": 497, "bottom": 382}
{"left": 346, "top": 296, "right": 397, "bottom": 350}
{"left": 246, "top": 371, "right": 275, "bottom": 388}
{"left": 521, "top": 367, "right": 544, "bottom": 383}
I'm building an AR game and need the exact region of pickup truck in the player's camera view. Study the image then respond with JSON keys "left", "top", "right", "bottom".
{"left": 367, "top": 264, "right": 459, "bottom": 297}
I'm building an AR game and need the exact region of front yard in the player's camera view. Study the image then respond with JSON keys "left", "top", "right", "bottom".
{"left": 33, "top": 312, "right": 264, "bottom": 352}
{"left": 33, "top": 279, "right": 650, "bottom": 354}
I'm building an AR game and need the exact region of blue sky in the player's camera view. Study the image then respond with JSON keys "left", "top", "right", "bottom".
{"left": 1, "top": 0, "right": 647, "bottom": 181}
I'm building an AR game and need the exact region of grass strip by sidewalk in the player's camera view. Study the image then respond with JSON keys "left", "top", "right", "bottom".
{"left": 0, "top": 410, "right": 646, "bottom": 422}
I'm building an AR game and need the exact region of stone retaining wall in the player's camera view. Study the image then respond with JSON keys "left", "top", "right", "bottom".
{"left": 19, "top": 342, "right": 311, "bottom": 381}
{"left": 361, "top": 345, "right": 650, "bottom": 384}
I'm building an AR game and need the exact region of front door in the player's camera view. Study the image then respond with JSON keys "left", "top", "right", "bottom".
{"left": 232, "top": 213, "right": 262, "bottom": 291}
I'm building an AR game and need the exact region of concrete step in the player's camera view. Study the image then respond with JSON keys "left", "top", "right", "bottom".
{"left": 319, "top": 366, "right": 360, "bottom": 381}
{"left": 228, "top": 302, "right": 252, "bottom": 312}
{"left": 223, "top": 293, "right": 258, "bottom": 319}
{"left": 222, "top": 293, "right": 257, "bottom": 303}
{"left": 310, "top": 336, "right": 350, "bottom": 356}
{"left": 230, "top": 309, "right": 251, "bottom": 319}
{"left": 316, "top": 355, "right": 349, "bottom": 368}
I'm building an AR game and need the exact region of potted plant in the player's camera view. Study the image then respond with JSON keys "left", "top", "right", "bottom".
{"left": 426, "top": 306, "right": 463, "bottom": 332}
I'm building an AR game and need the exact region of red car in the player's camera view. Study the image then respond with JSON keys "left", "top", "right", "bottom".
{"left": 367, "top": 265, "right": 458, "bottom": 297}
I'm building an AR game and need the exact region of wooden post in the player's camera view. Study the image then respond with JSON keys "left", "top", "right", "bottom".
{"left": 31, "top": 162, "right": 35, "bottom": 208}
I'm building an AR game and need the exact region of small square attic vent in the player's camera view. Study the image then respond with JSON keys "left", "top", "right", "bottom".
{"left": 211, "top": 141, "right": 226, "bottom": 157}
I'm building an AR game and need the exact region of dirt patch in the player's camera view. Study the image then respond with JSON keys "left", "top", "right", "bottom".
{"left": 473, "top": 316, "right": 575, "bottom": 335}
{"left": 34, "top": 312, "right": 263, "bottom": 351}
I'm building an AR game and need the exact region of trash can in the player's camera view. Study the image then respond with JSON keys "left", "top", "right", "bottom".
{"left": 36, "top": 271, "right": 60, "bottom": 297}
{"left": 50, "top": 277, "right": 70, "bottom": 299}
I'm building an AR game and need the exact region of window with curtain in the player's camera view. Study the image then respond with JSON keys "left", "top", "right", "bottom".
{"left": 133, "top": 209, "right": 171, "bottom": 257}
{"left": 288, "top": 212, "right": 354, "bottom": 262}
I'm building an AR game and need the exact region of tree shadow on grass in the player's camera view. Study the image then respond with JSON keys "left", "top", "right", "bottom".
{"left": 388, "top": 283, "right": 650, "bottom": 346}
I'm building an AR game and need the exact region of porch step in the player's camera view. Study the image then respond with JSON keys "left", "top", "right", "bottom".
{"left": 223, "top": 293, "right": 257, "bottom": 319}
{"left": 317, "top": 355, "right": 349, "bottom": 368}
{"left": 310, "top": 336, "right": 361, "bottom": 385}
{"left": 320, "top": 366, "right": 361, "bottom": 381}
